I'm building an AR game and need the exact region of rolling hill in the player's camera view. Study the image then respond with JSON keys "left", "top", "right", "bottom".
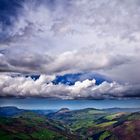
{"left": 0, "top": 107, "right": 140, "bottom": 140}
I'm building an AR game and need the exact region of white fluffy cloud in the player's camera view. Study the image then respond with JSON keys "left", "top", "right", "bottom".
{"left": 0, "top": 74, "right": 138, "bottom": 99}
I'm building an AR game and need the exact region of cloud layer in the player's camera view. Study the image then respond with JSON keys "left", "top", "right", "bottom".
{"left": 0, "top": 49, "right": 130, "bottom": 75}
{"left": 0, "top": 74, "right": 139, "bottom": 99}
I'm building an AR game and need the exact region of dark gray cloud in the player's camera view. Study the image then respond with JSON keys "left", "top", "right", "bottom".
{"left": 0, "top": 48, "right": 131, "bottom": 75}
{"left": 0, "top": 0, "right": 25, "bottom": 42}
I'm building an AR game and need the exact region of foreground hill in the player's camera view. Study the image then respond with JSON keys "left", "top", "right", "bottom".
{"left": 84, "top": 112, "right": 140, "bottom": 140}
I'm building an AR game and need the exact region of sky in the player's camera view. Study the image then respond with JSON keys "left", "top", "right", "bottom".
{"left": 0, "top": 0, "right": 140, "bottom": 99}
{"left": 1, "top": 98, "right": 140, "bottom": 110}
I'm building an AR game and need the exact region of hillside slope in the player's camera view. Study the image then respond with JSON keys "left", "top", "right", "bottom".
{"left": 0, "top": 111, "right": 80, "bottom": 140}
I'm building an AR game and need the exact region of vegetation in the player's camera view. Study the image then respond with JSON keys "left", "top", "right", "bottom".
{"left": 0, "top": 107, "right": 140, "bottom": 140}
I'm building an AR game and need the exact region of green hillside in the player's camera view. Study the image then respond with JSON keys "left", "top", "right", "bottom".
{"left": 0, "top": 112, "right": 79, "bottom": 140}
{"left": 48, "top": 109, "right": 140, "bottom": 140}
{"left": 0, "top": 107, "right": 140, "bottom": 140}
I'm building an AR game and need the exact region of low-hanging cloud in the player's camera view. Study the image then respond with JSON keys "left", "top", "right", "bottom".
{"left": 0, "top": 74, "right": 139, "bottom": 99}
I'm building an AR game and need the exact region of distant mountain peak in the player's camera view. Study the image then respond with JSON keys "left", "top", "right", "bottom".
{"left": 57, "top": 108, "right": 70, "bottom": 114}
